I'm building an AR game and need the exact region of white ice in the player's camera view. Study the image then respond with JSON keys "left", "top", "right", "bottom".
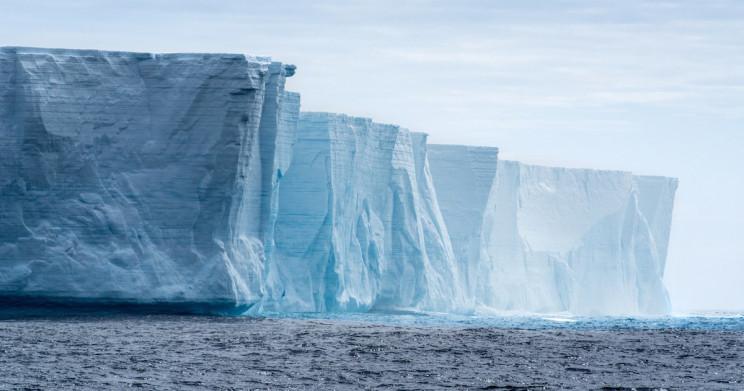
{"left": 0, "top": 47, "right": 679, "bottom": 316}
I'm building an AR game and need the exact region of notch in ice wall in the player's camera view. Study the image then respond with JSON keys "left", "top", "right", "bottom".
{"left": 260, "top": 90, "right": 301, "bottom": 307}
{"left": 264, "top": 113, "right": 466, "bottom": 312}
{"left": 428, "top": 145, "right": 499, "bottom": 301}
{"left": 0, "top": 47, "right": 294, "bottom": 311}
{"left": 428, "top": 148, "right": 677, "bottom": 315}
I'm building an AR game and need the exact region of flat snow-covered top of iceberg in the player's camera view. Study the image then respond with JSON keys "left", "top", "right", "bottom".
{"left": 300, "top": 112, "right": 421, "bottom": 136}
{"left": 0, "top": 46, "right": 274, "bottom": 64}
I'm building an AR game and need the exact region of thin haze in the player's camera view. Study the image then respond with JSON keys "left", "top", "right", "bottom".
{"left": 1, "top": 0, "right": 742, "bottom": 312}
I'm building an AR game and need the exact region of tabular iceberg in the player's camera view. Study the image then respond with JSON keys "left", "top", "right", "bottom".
{"left": 261, "top": 113, "right": 465, "bottom": 312}
{"left": 428, "top": 151, "right": 678, "bottom": 315}
{"left": 0, "top": 46, "right": 679, "bottom": 315}
{"left": 0, "top": 47, "right": 295, "bottom": 312}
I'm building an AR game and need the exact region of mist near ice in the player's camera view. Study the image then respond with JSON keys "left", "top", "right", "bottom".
{"left": 1, "top": 0, "right": 741, "bottom": 312}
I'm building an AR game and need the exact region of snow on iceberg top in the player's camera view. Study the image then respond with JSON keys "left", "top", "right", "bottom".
{"left": 0, "top": 46, "right": 297, "bottom": 76}
{"left": 500, "top": 159, "right": 678, "bottom": 182}
{"left": 300, "top": 111, "right": 420, "bottom": 137}
{"left": 1, "top": 45, "right": 269, "bottom": 62}
{"left": 429, "top": 143, "right": 500, "bottom": 155}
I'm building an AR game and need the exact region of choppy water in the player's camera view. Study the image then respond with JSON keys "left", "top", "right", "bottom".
{"left": 0, "top": 313, "right": 742, "bottom": 390}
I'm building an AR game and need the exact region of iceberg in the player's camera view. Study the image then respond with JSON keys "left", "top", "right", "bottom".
{"left": 428, "top": 153, "right": 678, "bottom": 316}
{"left": 0, "top": 47, "right": 295, "bottom": 312}
{"left": 0, "top": 47, "right": 679, "bottom": 315}
{"left": 261, "top": 113, "right": 465, "bottom": 312}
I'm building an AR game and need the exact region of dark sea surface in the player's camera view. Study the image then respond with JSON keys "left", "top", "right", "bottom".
{"left": 0, "top": 313, "right": 742, "bottom": 390}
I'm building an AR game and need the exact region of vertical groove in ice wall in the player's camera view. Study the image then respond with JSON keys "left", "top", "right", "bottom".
{"left": 259, "top": 90, "right": 301, "bottom": 311}
{"left": 428, "top": 144, "right": 499, "bottom": 301}
{"left": 633, "top": 175, "right": 678, "bottom": 274}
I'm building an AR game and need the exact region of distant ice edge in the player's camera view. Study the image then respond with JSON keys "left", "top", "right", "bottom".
{"left": 429, "top": 158, "right": 677, "bottom": 316}
{"left": 0, "top": 47, "right": 678, "bottom": 316}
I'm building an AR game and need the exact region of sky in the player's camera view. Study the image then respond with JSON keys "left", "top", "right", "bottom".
{"left": 1, "top": 0, "right": 742, "bottom": 312}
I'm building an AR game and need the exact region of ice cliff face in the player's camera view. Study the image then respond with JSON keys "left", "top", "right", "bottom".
{"left": 262, "top": 113, "right": 464, "bottom": 312}
{"left": 428, "top": 152, "right": 678, "bottom": 316}
{"left": 428, "top": 145, "right": 499, "bottom": 302}
{"left": 0, "top": 47, "right": 679, "bottom": 315}
{"left": 0, "top": 47, "right": 295, "bottom": 311}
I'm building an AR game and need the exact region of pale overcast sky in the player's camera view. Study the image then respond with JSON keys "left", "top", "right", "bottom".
{"left": 2, "top": 0, "right": 742, "bottom": 311}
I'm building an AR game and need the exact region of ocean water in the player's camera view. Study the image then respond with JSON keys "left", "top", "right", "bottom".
{"left": 267, "top": 311, "right": 744, "bottom": 331}
{"left": 0, "top": 312, "right": 742, "bottom": 390}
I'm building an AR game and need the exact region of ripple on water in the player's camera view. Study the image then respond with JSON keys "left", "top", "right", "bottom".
{"left": 0, "top": 314, "right": 741, "bottom": 389}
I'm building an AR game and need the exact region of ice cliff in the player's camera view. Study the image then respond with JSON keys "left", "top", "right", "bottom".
{"left": 0, "top": 47, "right": 295, "bottom": 312}
{"left": 427, "top": 145, "right": 499, "bottom": 302}
{"left": 0, "top": 47, "right": 678, "bottom": 315}
{"left": 261, "top": 113, "right": 464, "bottom": 312}
{"left": 429, "top": 154, "right": 678, "bottom": 316}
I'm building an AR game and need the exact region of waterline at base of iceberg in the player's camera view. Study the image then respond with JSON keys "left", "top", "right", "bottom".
{"left": 0, "top": 295, "right": 254, "bottom": 318}
{"left": 259, "top": 311, "right": 744, "bottom": 331}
